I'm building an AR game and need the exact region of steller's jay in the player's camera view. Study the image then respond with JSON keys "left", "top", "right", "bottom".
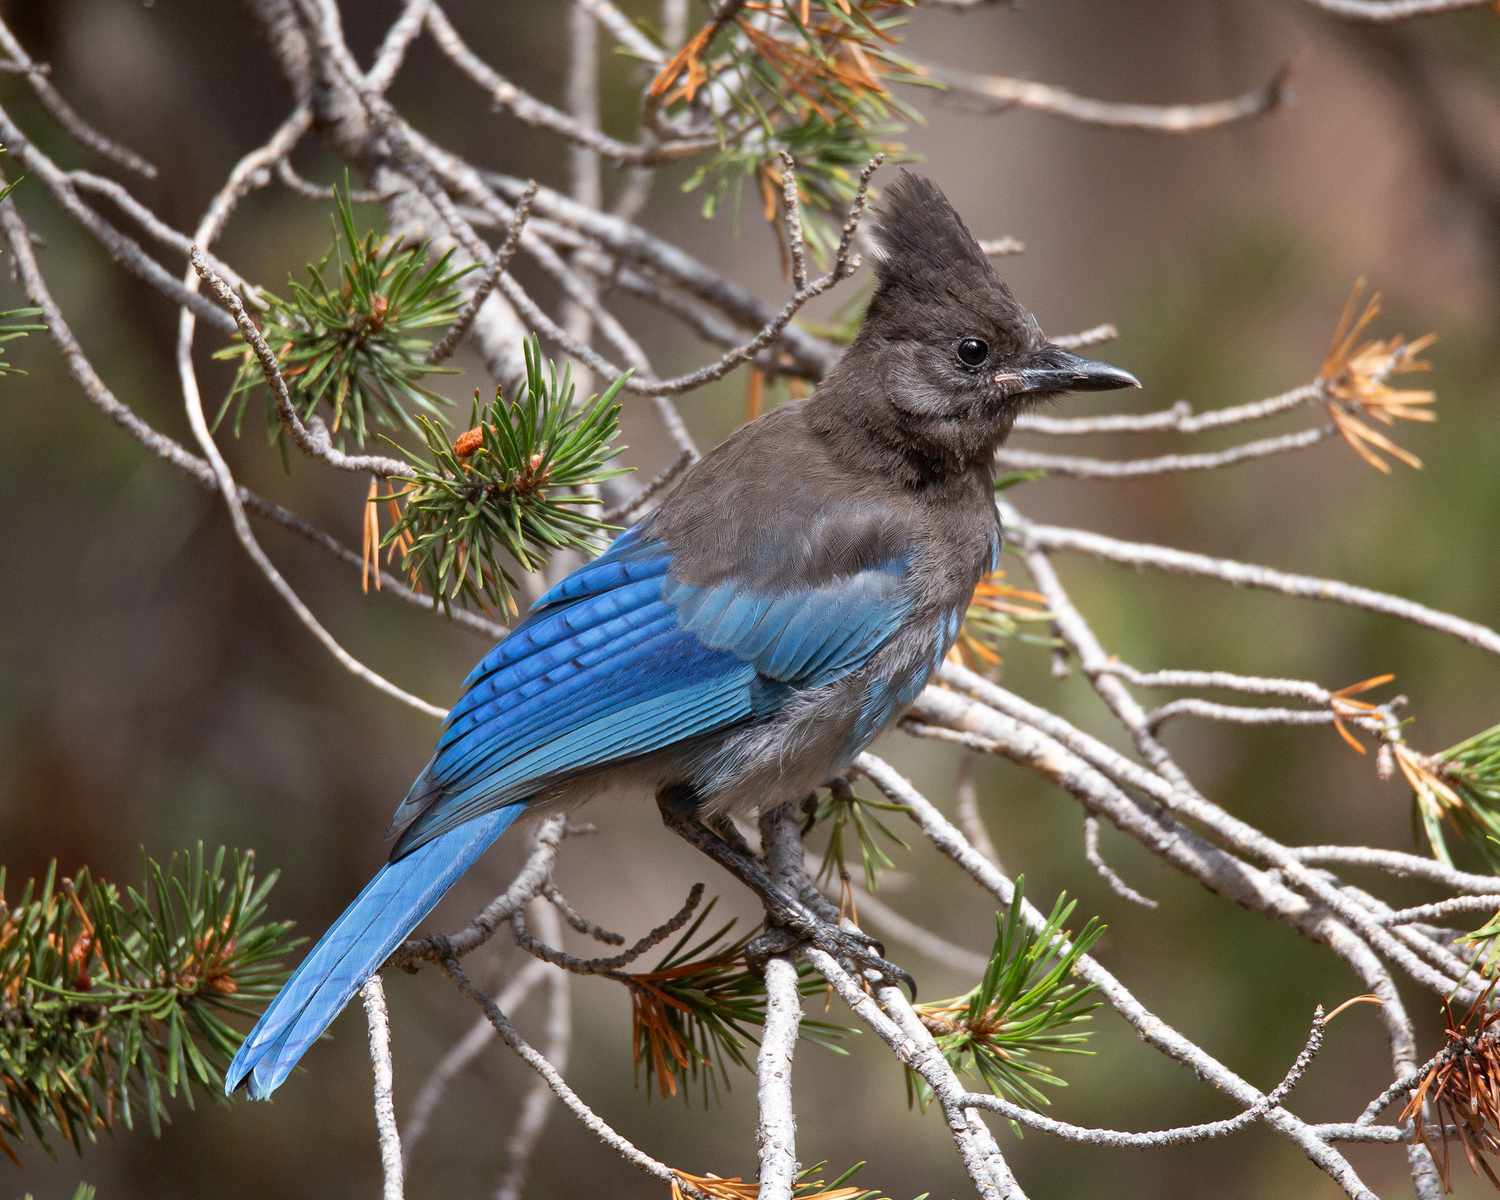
{"left": 225, "top": 171, "right": 1138, "bottom": 1099}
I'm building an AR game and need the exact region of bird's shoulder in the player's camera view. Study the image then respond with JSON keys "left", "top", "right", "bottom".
{"left": 642, "top": 401, "right": 931, "bottom": 591}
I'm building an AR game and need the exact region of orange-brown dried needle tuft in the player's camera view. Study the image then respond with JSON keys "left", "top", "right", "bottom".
{"left": 1400, "top": 978, "right": 1500, "bottom": 1191}
{"left": 669, "top": 1168, "right": 875, "bottom": 1200}
{"left": 1328, "top": 672, "right": 1396, "bottom": 754}
{"left": 948, "top": 570, "right": 1050, "bottom": 672}
{"left": 1320, "top": 280, "right": 1438, "bottom": 473}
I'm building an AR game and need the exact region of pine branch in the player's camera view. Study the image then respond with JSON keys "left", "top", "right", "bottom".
{"left": 1401, "top": 721, "right": 1500, "bottom": 872}
{"left": 652, "top": 1, "right": 923, "bottom": 258}
{"left": 623, "top": 899, "right": 851, "bottom": 1104}
{"left": 0, "top": 845, "right": 295, "bottom": 1163}
{"left": 907, "top": 880, "right": 1104, "bottom": 1118}
{"left": 214, "top": 176, "right": 471, "bottom": 449}
{"left": 381, "top": 335, "right": 630, "bottom": 615}
{"left": 671, "top": 1158, "right": 923, "bottom": 1200}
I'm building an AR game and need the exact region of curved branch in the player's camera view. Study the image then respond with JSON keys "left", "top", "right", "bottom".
{"left": 996, "top": 425, "right": 1333, "bottom": 479}
{"left": 931, "top": 62, "right": 1290, "bottom": 133}
{"left": 1018, "top": 516, "right": 1500, "bottom": 658}
{"left": 1301, "top": 0, "right": 1492, "bottom": 20}
{"left": 0, "top": 15, "right": 156, "bottom": 177}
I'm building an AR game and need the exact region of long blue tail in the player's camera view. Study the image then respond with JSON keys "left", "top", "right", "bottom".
{"left": 226, "top": 805, "right": 524, "bottom": 1099}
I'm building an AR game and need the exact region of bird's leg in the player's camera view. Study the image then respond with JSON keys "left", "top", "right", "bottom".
{"left": 707, "top": 812, "right": 757, "bottom": 859}
{"left": 656, "top": 786, "right": 914, "bottom": 995}
{"left": 709, "top": 806, "right": 839, "bottom": 923}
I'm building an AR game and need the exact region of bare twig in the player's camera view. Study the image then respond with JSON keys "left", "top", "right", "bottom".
{"left": 756, "top": 806, "right": 806, "bottom": 1200}
{"left": 361, "top": 976, "right": 406, "bottom": 1200}
{"left": 1018, "top": 517, "right": 1500, "bottom": 658}
{"left": 543, "top": 884, "right": 626, "bottom": 945}
{"left": 0, "top": 16, "right": 157, "bottom": 177}
{"left": 1301, "top": 0, "right": 1493, "bottom": 20}
{"left": 495, "top": 903, "right": 571, "bottom": 1200}
{"left": 510, "top": 883, "right": 706, "bottom": 975}
{"left": 427, "top": 178, "right": 537, "bottom": 365}
{"left": 979, "top": 236, "right": 1026, "bottom": 257}
{"left": 440, "top": 955, "right": 710, "bottom": 1200}
{"left": 959, "top": 1006, "right": 1325, "bottom": 1147}
{"left": 996, "top": 425, "right": 1333, "bottom": 478}
{"left": 1292, "top": 845, "right": 1500, "bottom": 893}
{"left": 1380, "top": 896, "right": 1500, "bottom": 926}
{"left": 575, "top": 0, "right": 668, "bottom": 63}
{"left": 1049, "top": 322, "right": 1119, "bottom": 350}
{"left": 777, "top": 150, "right": 809, "bottom": 291}
{"left": 932, "top": 62, "right": 1290, "bottom": 132}
{"left": 425, "top": 6, "right": 709, "bottom": 164}
{"left": 486, "top": 173, "right": 840, "bottom": 378}
{"left": 1014, "top": 382, "right": 1320, "bottom": 436}
{"left": 401, "top": 958, "right": 552, "bottom": 1166}
{"left": 274, "top": 158, "right": 391, "bottom": 202}
{"left": 1083, "top": 815, "right": 1158, "bottom": 908}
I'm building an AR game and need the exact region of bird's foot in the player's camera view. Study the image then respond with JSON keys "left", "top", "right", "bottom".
{"left": 656, "top": 786, "right": 913, "bottom": 995}
{"left": 747, "top": 905, "right": 915, "bottom": 998}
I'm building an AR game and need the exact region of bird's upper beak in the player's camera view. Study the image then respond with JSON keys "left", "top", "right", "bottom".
{"left": 997, "top": 344, "right": 1140, "bottom": 398}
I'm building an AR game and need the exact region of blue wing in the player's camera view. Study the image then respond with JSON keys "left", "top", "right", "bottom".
{"left": 389, "top": 526, "right": 914, "bottom": 855}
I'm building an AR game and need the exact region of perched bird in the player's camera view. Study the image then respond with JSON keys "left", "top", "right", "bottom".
{"left": 225, "top": 171, "right": 1137, "bottom": 1099}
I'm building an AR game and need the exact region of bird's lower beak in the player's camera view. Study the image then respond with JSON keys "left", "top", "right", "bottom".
{"left": 999, "top": 345, "right": 1140, "bottom": 398}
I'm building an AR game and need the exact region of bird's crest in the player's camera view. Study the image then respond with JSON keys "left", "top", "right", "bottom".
{"left": 862, "top": 170, "right": 1038, "bottom": 346}
{"left": 867, "top": 170, "right": 996, "bottom": 293}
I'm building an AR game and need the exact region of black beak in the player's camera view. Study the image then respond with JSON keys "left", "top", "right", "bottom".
{"left": 999, "top": 344, "right": 1140, "bottom": 398}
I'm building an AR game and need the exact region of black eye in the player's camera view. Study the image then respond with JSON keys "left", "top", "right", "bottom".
{"left": 956, "top": 337, "right": 990, "bottom": 368}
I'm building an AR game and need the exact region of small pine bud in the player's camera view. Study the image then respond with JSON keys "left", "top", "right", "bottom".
{"left": 453, "top": 427, "right": 484, "bottom": 458}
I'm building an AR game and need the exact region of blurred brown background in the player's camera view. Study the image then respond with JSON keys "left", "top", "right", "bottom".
{"left": 2, "top": 1, "right": 1497, "bottom": 1197}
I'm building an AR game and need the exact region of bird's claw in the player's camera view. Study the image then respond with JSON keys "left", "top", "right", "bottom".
{"left": 815, "top": 924, "right": 916, "bottom": 999}
{"left": 748, "top": 912, "right": 915, "bottom": 999}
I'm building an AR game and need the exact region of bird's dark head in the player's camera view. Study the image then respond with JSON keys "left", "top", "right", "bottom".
{"left": 827, "top": 170, "right": 1137, "bottom": 478}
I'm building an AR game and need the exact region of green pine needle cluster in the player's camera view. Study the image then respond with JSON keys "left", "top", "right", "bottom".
{"left": 0, "top": 845, "right": 295, "bottom": 1163}
{"left": 0, "top": 173, "right": 43, "bottom": 378}
{"left": 808, "top": 779, "right": 909, "bottom": 900}
{"left": 384, "top": 336, "right": 629, "bottom": 614}
{"left": 0, "top": 302, "right": 42, "bottom": 380}
{"left": 627, "top": 898, "right": 850, "bottom": 1105}
{"left": 214, "top": 179, "right": 470, "bottom": 449}
{"left": 908, "top": 881, "right": 1103, "bottom": 1117}
{"left": 794, "top": 1160, "right": 928, "bottom": 1200}
{"left": 1408, "top": 721, "right": 1500, "bottom": 872}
